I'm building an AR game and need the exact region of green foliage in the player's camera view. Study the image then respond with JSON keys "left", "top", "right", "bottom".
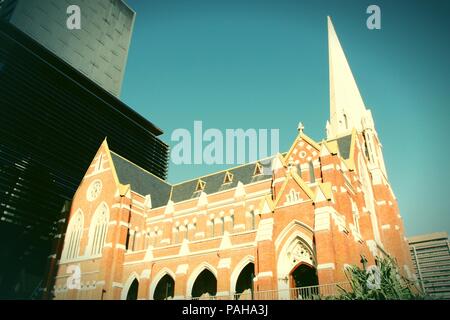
{"left": 335, "top": 257, "right": 424, "bottom": 300}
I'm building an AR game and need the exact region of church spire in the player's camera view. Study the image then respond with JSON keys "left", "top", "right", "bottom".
{"left": 327, "top": 16, "right": 367, "bottom": 139}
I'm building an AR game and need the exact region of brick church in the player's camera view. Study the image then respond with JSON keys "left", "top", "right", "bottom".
{"left": 45, "top": 17, "right": 415, "bottom": 300}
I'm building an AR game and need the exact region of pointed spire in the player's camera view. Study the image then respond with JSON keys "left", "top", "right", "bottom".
{"left": 328, "top": 16, "right": 367, "bottom": 138}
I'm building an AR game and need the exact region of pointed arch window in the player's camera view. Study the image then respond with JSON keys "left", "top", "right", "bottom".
{"left": 184, "top": 224, "right": 189, "bottom": 240}
{"left": 231, "top": 213, "right": 235, "bottom": 230}
{"left": 95, "top": 154, "right": 103, "bottom": 172}
{"left": 286, "top": 189, "right": 300, "bottom": 203}
{"left": 131, "top": 230, "right": 137, "bottom": 251}
{"left": 88, "top": 202, "right": 109, "bottom": 256}
{"left": 308, "top": 161, "right": 316, "bottom": 183}
{"left": 221, "top": 216, "right": 225, "bottom": 235}
{"left": 62, "top": 209, "right": 84, "bottom": 260}
{"left": 173, "top": 225, "right": 180, "bottom": 244}
{"left": 358, "top": 154, "right": 374, "bottom": 210}
{"left": 210, "top": 218, "right": 215, "bottom": 237}
{"left": 296, "top": 163, "right": 302, "bottom": 178}
{"left": 343, "top": 114, "right": 348, "bottom": 130}
{"left": 250, "top": 210, "right": 256, "bottom": 230}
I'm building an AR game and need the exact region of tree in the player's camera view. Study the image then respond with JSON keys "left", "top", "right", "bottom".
{"left": 335, "top": 257, "right": 425, "bottom": 300}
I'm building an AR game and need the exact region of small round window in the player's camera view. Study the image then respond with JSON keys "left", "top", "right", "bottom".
{"left": 87, "top": 180, "right": 102, "bottom": 202}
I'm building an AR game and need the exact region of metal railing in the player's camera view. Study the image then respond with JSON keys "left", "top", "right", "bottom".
{"left": 189, "top": 282, "right": 351, "bottom": 300}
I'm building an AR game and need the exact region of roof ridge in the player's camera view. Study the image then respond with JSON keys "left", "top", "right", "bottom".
{"left": 171, "top": 153, "right": 282, "bottom": 186}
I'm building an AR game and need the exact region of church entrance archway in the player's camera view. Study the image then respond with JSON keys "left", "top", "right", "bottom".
{"left": 191, "top": 269, "right": 217, "bottom": 299}
{"left": 126, "top": 279, "right": 139, "bottom": 300}
{"left": 290, "top": 263, "right": 319, "bottom": 299}
{"left": 276, "top": 232, "right": 317, "bottom": 299}
{"left": 153, "top": 274, "right": 175, "bottom": 300}
{"left": 234, "top": 263, "right": 255, "bottom": 300}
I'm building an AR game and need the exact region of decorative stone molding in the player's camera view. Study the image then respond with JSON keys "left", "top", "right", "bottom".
{"left": 219, "top": 232, "right": 232, "bottom": 251}
{"left": 218, "top": 258, "right": 231, "bottom": 269}
{"left": 179, "top": 239, "right": 190, "bottom": 256}
{"left": 234, "top": 181, "right": 246, "bottom": 199}
{"left": 197, "top": 192, "right": 208, "bottom": 208}
{"left": 317, "top": 263, "right": 335, "bottom": 270}
{"left": 176, "top": 264, "right": 189, "bottom": 275}
{"left": 164, "top": 200, "right": 175, "bottom": 215}
{"left": 314, "top": 210, "right": 331, "bottom": 232}
{"left": 141, "top": 269, "right": 151, "bottom": 279}
{"left": 256, "top": 218, "right": 273, "bottom": 242}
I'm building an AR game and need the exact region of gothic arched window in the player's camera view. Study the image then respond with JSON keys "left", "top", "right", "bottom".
{"left": 221, "top": 216, "right": 225, "bottom": 235}
{"left": 62, "top": 209, "right": 84, "bottom": 260}
{"left": 250, "top": 211, "right": 256, "bottom": 230}
{"left": 358, "top": 154, "right": 375, "bottom": 213}
{"left": 210, "top": 218, "right": 215, "bottom": 237}
{"left": 309, "top": 161, "right": 316, "bottom": 183}
{"left": 88, "top": 202, "right": 109, "bottom": 256}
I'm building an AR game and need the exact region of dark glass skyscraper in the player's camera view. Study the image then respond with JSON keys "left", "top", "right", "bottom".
{"left": 0, "top": 3, "right": 169, "bottom": 298}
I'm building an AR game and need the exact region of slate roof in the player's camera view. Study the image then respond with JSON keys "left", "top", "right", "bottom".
{"left": 110, "top": 132, "right": 353, "bottom": 210}
{"left": 111, "top": 151, "right": 286, "bottom": 208}
{"left": 110, "top": 152, "right": 172, "bottom": 208}
{"left": 329, "top": 134, "right": 352, "bottom": 159}
{"left": 170, "top": 156, "right": 274, "bottom": 203}
{"left": 110, "top": 151, "right": 275, "bottom": 209}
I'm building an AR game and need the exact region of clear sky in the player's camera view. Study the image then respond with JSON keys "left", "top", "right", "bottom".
{"left": 121, "top": 0, "right": 450, "bottom": 237}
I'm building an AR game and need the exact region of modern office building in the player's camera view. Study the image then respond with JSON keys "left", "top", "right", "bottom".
{"left": 0, "top": 0, "right": 135, "bottom": 97}
{"left": 409, "top": 232, "right": 450, "bottom": 299}
{"left": 0, "top": 7, "right": 168, "bottom": 298}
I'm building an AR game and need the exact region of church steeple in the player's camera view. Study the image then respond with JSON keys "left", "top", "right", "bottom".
{"left": 327, "top": 16, "right": 368, "bottom": 139}
{"left": 326, "top": 16, "right": 388, "bottom": 181}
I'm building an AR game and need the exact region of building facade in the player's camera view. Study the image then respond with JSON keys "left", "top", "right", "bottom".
{"left": 0, "top": 0, "right": 135, "bottom": 97}
{"left": 0, "top": 5, "right": 168, "bottom": 298}
{"left": 409, "top": 232, "right": 450, "bottom": 299}
{"left": 48, "top": 17, "right": 415, "bottom": 300}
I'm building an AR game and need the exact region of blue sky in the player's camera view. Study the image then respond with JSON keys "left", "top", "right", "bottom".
{"left": 121, "top": 0, "right": 450, "bottom": 237}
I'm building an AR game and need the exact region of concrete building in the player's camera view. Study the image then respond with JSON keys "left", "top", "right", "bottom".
{"left": 46, "top": 17, "right": 415, "bottom": 300}
{"left": 0, "top": 0, "right": 135, "bottom": 97}
{"left": 409, "top": 232, "right": 450, "bottom": 299}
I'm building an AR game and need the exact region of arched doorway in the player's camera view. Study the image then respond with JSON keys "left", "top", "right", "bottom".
{"left": 153, "top": 274, "right": 175, "bottom": 300}
{"left": 235, "top": 263, "right": 255, "bottom": 300}
{"left": 126, "top": 279, "right": 139, "bottom": 300}
{"left": 290, "top": 263, "right": 318, "bottom": 299}
{"left": 191, "top": 269, "right": 217, "bottom": 299}
{"left": 276, "top": 232, "right": 317, "bottom": 299}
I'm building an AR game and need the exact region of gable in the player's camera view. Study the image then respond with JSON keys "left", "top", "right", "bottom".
{"left": 285, "top": 132, "right": 320, "bottom": 168}
{"left": 274, "top": 171, "right": 314, "bottom": 207}
{"left": 110, "top": 152, "right": 172, "bottom": 209}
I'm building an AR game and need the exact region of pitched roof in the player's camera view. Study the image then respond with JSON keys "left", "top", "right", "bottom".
{"left": 170, "top": 157, "right": 274, "bottom": 203}
{"left": 110, "top": 151, "right": 172, "bottom": 208}
{"left": 109, "top": 150, "right": 278, "bottom": 208}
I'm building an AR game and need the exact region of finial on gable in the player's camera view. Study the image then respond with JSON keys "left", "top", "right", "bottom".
{"left": 297, "top": 122, "right": 305, "bottom": 133}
